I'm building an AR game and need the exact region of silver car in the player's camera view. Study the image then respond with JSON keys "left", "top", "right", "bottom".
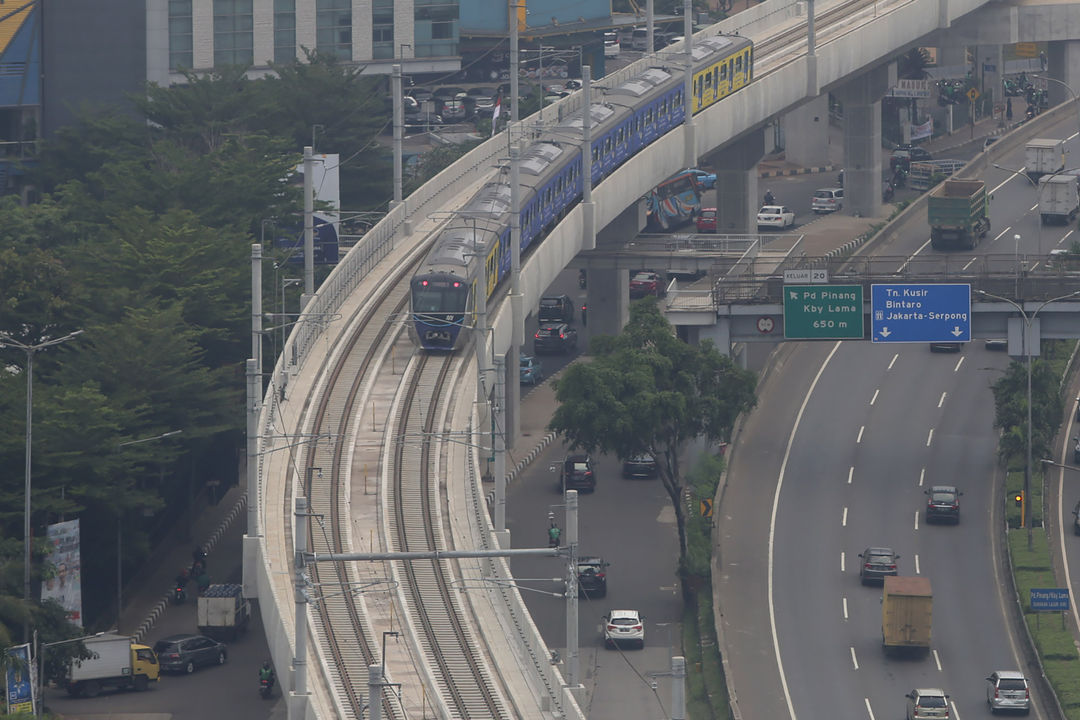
{"left": 986, "top": 670, "right": 1030, "bottom": 714}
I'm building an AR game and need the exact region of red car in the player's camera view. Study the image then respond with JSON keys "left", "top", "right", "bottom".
{"left": 696, "top": 207, "right": 717, "bottom": 233}
{"left": 629, "top": 271, "right": 664, "bottom": 298}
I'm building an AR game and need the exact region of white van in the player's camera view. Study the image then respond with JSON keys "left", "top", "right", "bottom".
{"left": 631, "top": 28, "right": 649, "bottom": 51}
{"left": 604, "top": 32, "right": 620, "bottom": 57}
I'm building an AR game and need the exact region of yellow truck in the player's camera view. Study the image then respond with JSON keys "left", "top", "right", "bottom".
{"left": 65, "top": 633, "right": 159, "bottom": 697}
{"left": 882, "top": 576, "right": 932, "bottom": 655}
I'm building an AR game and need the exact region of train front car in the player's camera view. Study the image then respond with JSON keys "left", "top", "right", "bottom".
{"left": 410, "top": 181, "right": 511, "bottom": 352}
{"left": 409, "top": 269, "right": 472, "bottom": 351}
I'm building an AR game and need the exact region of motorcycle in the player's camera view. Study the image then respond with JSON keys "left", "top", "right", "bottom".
{"left": 172, "top": 584, "right": 187, "bottom": 604}
{"left": 259, "top": 677, "right": 274, "bottom": 699}
{"left": 892, "top": 167, "right": 907, "bottom": 189}
{"left": 578, "top": 269, "right": 587, "bottom": 289}
{"left": 1074, "top": 436, "right": 1080, "bottom": 465}
{"left": 882, "top": 180, "right": 895, "bottom": 202}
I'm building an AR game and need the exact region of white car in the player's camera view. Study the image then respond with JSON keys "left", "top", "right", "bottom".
{"left": 756, "top": 205, "right": 795, "bottom": 229}
{"left": 986, "top": 670, "right": 1030, "bottom": 714}
{"left": 602, "top": 609, "right": 645, "bottom": 649}
{"left": 906, "top": 688, "right": 950, "bottom": 719}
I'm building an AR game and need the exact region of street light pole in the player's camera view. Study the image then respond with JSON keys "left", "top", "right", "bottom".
{"left": 0, "top": 329, "right": 84, "bottom": 642}
{"left": 1033, "top": 74, "right": 1080, "bottom": 136}
{"left": 975, "top": 289, "right": 1080, "bottom": 549}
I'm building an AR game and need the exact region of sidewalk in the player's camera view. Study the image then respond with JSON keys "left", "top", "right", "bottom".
{"left": 117, "top": 485, "right": 247, "bottom": 641}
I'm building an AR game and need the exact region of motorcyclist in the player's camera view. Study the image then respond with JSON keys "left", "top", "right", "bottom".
{"left": 547, "top": 514, "right": 561, "bottom": 547}
{"left": 259, "top": 660, "right": 276, "bottom": 694}
{"left": 763, "top": 189, "right": 776, "bottom": 206}
{"left": 578, "top": 269, "right": 587, "bottom": 289}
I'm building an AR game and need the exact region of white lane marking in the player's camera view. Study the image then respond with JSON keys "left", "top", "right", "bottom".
{"left": 1030, "top": 202, "right": 1038, "bottom": 212}
{"left": 962, "top": 256, "right": 977, "bottom": 270}
{"left": 951, "top": 701, "right": 961, "bottom": 720}
{"left": 769, "top": 341, "right": 842, "bottom": 720}
{"left": 857, "top": 425, "right": 865, "bottom": 443}
{"left": 914, "top": 511, "right": 920, "bottom": 531}
{"left": 842, "top": 507, "right": 848, "bottom": 527}
{"left": 850, "top": 646, "right": 859, "bottom": 670}
{"left": 938, "top": 391, "right": 947, "bottom": 408}
{"left": 919, "top": 468, "right": 926, "bottom": 487}
{"left": 864, "top": 698, "right": 875, "bottom": 720}
{"left": 888, "top": 354, "right": 898, "bottom": 370}
{"left": 954, "top": 355, "right": 965, "bottom": 372}
{"left": 870, "top": 388, "right": 879, "bottom": 405}
{"left": 848, "top": 467, "right": 854, "bottom": 485}
{"left": 926, "top": 428, "right": 934, "bottom": 447}
{"left": 843, "top": 596, "right": 848, "bottom": 619}
{"left": 915, "top": 554, "right": 921, "bottom": 575}
{"left": 991, "top": 168, "right": 1021, "bottom": 193}
{"left": 841, "top": 551, "right": 846, "bottom": 573}
{"left": 933, "top": 648, "right": 943, "bottom": 671}
{"left": 1064, "top": 229, "right": 1074, "bottom": 245}
{"left": 905, "top": 237, "right": 933, "bottom": 263}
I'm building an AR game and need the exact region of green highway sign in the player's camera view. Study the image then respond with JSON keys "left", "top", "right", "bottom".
{"left": 783, "top": 284, "right": 864, "bottom": 339}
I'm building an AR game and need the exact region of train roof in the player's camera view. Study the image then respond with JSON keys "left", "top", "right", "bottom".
{"left": 425, "top": 225, "right": 499, "bottom": 268}
{"left": 520, "top": 142, "right": 565, "bottom": 176}
{"left": 461, "top": 181, "right": 512, "bottom": 216}
{"left": 607, "top": 67, "right": 674, "bottom": 98}
{"left": 559, "top": 103, "right": 617, "bottom": 133}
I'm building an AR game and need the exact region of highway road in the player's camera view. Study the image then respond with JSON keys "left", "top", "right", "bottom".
{"left": 719, "top": 112, "right": 1080, "bottom": 720}
{"left": 513, "top": 111, "right": 1080, "bottom": 720}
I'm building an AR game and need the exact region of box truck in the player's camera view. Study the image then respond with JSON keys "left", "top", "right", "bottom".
{"left": 1038, "top": 172, "right": 1080, "bottom": 224}
{"left": 1026, "top": 138, "right": 1066, "bottom": 179}
{"left": 66, "top": 633, "right": 159, "bottom": 697}
{"left": 882, "top": 576, "right": 933, "bottom": 655}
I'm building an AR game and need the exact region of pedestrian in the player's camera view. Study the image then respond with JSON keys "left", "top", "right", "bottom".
{"left": 1006, "top": 97, "right": 1013, "bottom": 120}
{"left": 1040, "top": 51, "right": 1047, "bottom": 71}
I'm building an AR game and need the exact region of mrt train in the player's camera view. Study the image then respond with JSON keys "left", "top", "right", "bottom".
{"left": 409, "top": 33, "right": 754, "bottom": 352}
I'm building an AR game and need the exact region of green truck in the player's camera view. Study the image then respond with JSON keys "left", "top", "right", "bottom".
{"left": 928, "top": 179, "right": 990, "bottom": 250}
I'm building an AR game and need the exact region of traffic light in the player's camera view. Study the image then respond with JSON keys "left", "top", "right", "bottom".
{"left": 1014, "top": 492, "right": 1024, "bottom": 508}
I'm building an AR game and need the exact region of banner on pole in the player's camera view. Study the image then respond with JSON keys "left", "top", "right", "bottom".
{"left": 6, "top": 644, "right": 34, "bottom": 714}
{"left": 40, "top": 519, "right": 83, "bottom": 626}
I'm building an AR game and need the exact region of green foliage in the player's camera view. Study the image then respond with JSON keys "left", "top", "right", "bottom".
{"left": 1043, "top": 659, "right": 1080, "bottom": 711}
{"left": 684, "top": 453, "right": 725, "bottom": 577}
{"left": 992, "top": 358, "right": 1063, "bottom": 464}
{"left": 549, "top": 301, "right": 755, "bottom": 579}
{"left": 0, "top": 54, "right": 381, "bottom": 634}
{"left": 898, "top": 48, "right": 932, "bottom": 79}
{"left": 404, "top": 139, "right": 483, "bottom": 197}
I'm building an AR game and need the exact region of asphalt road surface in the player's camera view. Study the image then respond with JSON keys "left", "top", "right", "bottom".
{"left": 45, "top": 518, "right": 283, "bottom": 720}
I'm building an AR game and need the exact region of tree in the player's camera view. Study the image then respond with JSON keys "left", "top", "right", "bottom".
{"left": 991, "top": 358, "right": 1062, "bottom": 464}
{"left": 548, "top": 302, "right": 756, "bottom": 584}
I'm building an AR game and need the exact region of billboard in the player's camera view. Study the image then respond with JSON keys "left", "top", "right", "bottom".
{"left": 276, "top": 153, "right": 340, "bottom": 265}
{"left": 40, "top": 519, "right": 82, "bottom": 627}
{"left": 6, "top": 644, "right": 34, "bottom": 714}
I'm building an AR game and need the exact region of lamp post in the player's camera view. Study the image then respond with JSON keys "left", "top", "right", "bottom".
{"left": 1032, "top": 74, "right": 1080, "bottom": 135}
{"left": 974, "top": 289, "right": 1080, "bottom": 549}
{"left": 0, "top": 329, "right": 84, "bottom": 641}
{"left": 36, "top": 631, "right": 105, "bottom": 718}
{"left": 992, "top": 163, "right": 1043, "bottom": 258}
{"left": 115, "top": 430, "right": 182, "bottom": 624}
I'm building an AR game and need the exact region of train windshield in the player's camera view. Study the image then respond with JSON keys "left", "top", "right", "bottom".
{"left": 412, "top": 277, "right": 469, "bottom": 315}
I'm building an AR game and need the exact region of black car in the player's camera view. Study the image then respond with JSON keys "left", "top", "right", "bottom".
{"left": 576, "top": 556, "right": 609, "bottom": 598}
{"left": 153, "top": 634, "right": 227, "bottom": 674}
{"left": 538, "top": 294, "right": 575, "bottom": 323}
{"left": 1072, "top": 501, "right": 1080, "bottom": 536}
{"left": 890, "top": 144, "right": 933, "bottom": 170}
{"left": 534, "top": 322, "right": 578, "bottom": 354}
{"left": 622, "top": 453, "right": 658, "bottom": 479}
{"left": 929, "top": 342, "right": 962, "bottom": 353}
{"left": 924, "top": 485, "right": 962, "bottom": 523}
{"left": 858, "top": 547, "right": 899, "bottom": 585}
{"left": 560, "top": 453, "right": 596, "bottom": 492}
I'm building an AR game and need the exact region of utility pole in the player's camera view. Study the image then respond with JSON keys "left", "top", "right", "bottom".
{"left": 290, "top": 497, "right": 310, "bottom": 720}
{"left": 565, "top": 489, "right": 580, "bottom": 688}
{"left": 303, "top": 146, "right": 314, "bottom": 300}
{"left": 510, "top": 0, "right": 520, "bottom": 123}
{"left": 392, "top": 64, "right": 404, "bottom": 208}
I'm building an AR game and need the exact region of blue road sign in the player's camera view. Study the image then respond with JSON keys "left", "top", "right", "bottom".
{"left": 871, "top": 284, "right": 971, "bottom": 343}
{"left": 1030, "top": 588, "right": 1070, "bottom": 611}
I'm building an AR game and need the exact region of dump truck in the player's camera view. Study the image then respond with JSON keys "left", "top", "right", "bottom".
{"left": 66, "top": 633, "right": 159, "bottom": 698}
{"left": 1026, "top": 138, "right": 1066, "bottom": 179}
{"left": 882, "top": 576, "right": 933, "bottom": 655}
{"left": 1039, "top": 172, "right": 1080, "bottom": 224}
{"left": 928, "top": 179, "right": 991, "bottom": 250}
{"left": 197, "top": 583, "right": 251, "bottom": 640}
